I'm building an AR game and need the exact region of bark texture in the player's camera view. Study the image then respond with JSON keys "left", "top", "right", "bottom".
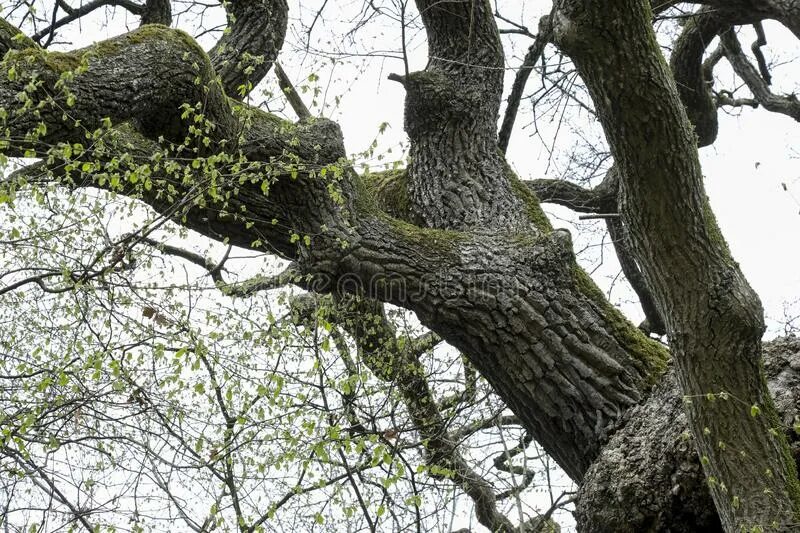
{"left": 0, "top": 16, "right": 669, "bottom": 485}
{"left": 2, "top": 0, "right": 800, "bottom": 530}
{"left": 552, "top": 0, "right": 800, "bottom": 528}
{"left": 578, "top": 336, "right": 800, "bottom": 531}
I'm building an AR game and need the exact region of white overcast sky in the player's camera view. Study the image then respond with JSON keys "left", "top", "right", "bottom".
{"left": 4, "top": 3, "right": 799, "bottom": 531}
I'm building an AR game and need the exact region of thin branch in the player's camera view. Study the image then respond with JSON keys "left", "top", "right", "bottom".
{"left": 493, "top": 10, "right": 535, "bottom": 38}
{"left": 498, "top": 15, "right": 552, "bottom": 154}
{"left": 32, "top": 0, "right": 144, "bottom": 42}
{"left": 720, "top": 29, "right": 800, "bottom": 122}
{"left": 606, "top": 218, "right": 666, "bottom": 335}
{"left": 274, "top": 61, "right": 312, "bottom": 120}
{"left": 578, "top": 213, "right": 620, "bottom": 220}
{"left": 136, "top": 236, "right": 298, "bottom": 295}
{"left": 751, "top": 21, "right": 771, "bottom": 85}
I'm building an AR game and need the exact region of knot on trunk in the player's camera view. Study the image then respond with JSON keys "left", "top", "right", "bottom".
{"left": 397, "top": 70, "right": 493, "bottom": 137}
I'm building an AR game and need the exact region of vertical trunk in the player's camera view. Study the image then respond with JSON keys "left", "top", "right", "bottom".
{"left": 552, "top": 0, "right": 800, "bottom": 528}
{"left": 378, "top": 0, "right": 671, "bottom": 482}
{"left": 402, "top": 0, "right": 528, "bottom": 232}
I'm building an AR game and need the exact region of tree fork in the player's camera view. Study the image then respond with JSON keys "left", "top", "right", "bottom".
{"left": 0, "top": 16, "right": 670, "bottom": 483}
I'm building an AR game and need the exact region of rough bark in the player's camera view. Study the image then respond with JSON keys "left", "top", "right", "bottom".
{"left": 552, "top": 0, "right": 800, "bottom": 529}
{"left": 399, "top": 0, "right": 528, "bottom": 232}
{"left": 577, "top": 336, "right": 800, "bottom": 531}
{"left": 0, "top": 16, "right": 669, "bottom": 484}
{"left": 208, "top": 0, "right": 288, "bottom": 98}
{"left": 2, "top": 0, "right": 800, "bottom": 529}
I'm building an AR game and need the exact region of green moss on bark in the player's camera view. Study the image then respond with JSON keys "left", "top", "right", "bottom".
{"left": 573, "top": 266, "right": 669, "bottom": 388}
{"left": 504, "top": 163, "right": 553, "bottom": 232}
{"left": 4, "top": 47, "right": 80, "bottom": 73}
{"left": 0, "top": 19, "right": 37, "bottom": 53}
{"left": 353, "top": 172, "right": 464, "bottom": 255}
{"left": 362, "top": 168, "right": 411, "bottom": 219}
{"left": 703, "top": 198, "right": 732, "bottom": 256}
{"left": 4, "top": 25, "right": 208, "bottom": 77}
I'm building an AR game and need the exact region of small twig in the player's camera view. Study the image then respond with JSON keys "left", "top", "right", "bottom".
{"left": 578, "top": 213, "right": 620, "bottom": 220}
{"left": 493, "top": 10, "right": 535, "bottom": 39}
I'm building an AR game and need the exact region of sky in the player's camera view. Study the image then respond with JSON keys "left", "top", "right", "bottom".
{"left": 2, "top": 1, "right": 799, "bottom": 531}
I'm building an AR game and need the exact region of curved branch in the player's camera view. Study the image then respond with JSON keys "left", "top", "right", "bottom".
{"left": 208, "top": 0, "right": 288, "bottom": 99}
{"left": 669, "top": 8, "right": 728, "bottom": 147}
{"left": 682, "top": 0, "right": 800, "bottom": 38}
{"left": 750, "top": 21, "right": 771, "bottom": 84}
{"left": 720, "top": 28, "right": 800, "bottom": 122}
{"left": 525, "top": 166, "right": 617, "bottom": 214}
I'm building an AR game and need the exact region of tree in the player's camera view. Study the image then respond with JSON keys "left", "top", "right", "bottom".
{"left": 0, "top": 0, "right": 799, "bottom": 531}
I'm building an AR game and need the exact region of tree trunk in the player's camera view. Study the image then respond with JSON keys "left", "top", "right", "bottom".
{"left": 551, "top": 0, "right": 800, "bottom": 528}
{"left": 2, "top": 0, "right": 800, "bottom": 529}
{"left": 577, "top": 336, "right": 800, "bottom": 531}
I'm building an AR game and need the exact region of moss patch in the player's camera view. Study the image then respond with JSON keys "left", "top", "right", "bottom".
{"left": 362, "top": 168, "right": 411, "bottom": 219}
{"left": 5, "top": 47, "right": 81, "bottom": 74}
{"left": 385, "top": 216, "right": 465, "bottom": 255}
{"left": 703, "top": 197, "right": 732, "bottom": 257}
{"left": 573, "top": 265, "right": 670, "bottom": 388}
{"left": 0, "top": 19, "right": 37, "bottom": 53}
{"left": 353, "top": 172, "right": 465, "bottom": 256}
{"left": 4, "top": 25, "right": 208, "bottom": 78}
{"left": 504, "top": 163, "right": 553, "bottom": 232}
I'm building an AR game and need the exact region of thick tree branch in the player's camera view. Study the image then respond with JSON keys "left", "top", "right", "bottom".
{"left": 0, "top": 18, "right": 670, "bottom": 485}
{"left": 524, "top": 174, "right": 616, "bottom": 214}
{"left": 208, "top": 0, "right": 288, "bottom": 99}
{"left": 401, "top": 0, "right": 529, "bottom": 231}
{"left": 669, "top": 8, "right": 727, "bottom": 147}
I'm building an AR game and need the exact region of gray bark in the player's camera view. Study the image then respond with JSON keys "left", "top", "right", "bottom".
{"left": 552, "top": 0, "right": 800, "bottom": 528}
{"left": 2, "top": 0, "right": 800, "bottom": 529}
